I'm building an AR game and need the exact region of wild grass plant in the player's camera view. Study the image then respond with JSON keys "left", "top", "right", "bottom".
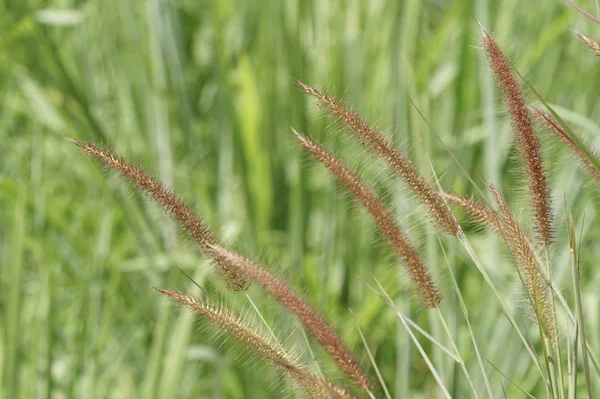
{"left": 3, "top": 0, "right": 600, "bottom": 398}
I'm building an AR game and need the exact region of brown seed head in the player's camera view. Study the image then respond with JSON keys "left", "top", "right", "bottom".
{"left": 154, "top": 288, "right": 354, "bottom": 398}
{"left": 482, "top": 30, "right": 553, "bottom": 247}
{"left": 207, "top": 245, "right": 371, "bottom": 392}
{"left": 444, "top": 188, "right": 555, "bottom": 342}
{"left": 442, "top": 194, "right": 502, "bottom": 233}
{"left": 71, "top": 140, "right": 247, "bottom": 290}
{"left": 295, "top": 81, "right": 459, "bottom": 236}
{"left": 294, "top": 131, "right": 441, "bottom": 308}
{"left": 573, "top": 30, "right": 600, "bottom": 57}
{"left": 488, "top": 185, "right": 555, "bottom": 341}
{"left": 531, "top": 108, "right": 600, "bottom": 184}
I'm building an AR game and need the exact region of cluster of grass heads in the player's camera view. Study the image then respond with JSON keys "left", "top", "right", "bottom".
{"left": 3, "top": 0, "right": 600, "bottom": 397}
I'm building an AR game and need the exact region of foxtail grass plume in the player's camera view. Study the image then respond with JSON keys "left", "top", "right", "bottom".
{"left": 573, "top": 30, "right": 600, "bottom": 56}
{"left": 207, "top": 245, "right": 372, "bottom": 392}
{"left": 531, "top": 108, "right": 600, "bottom": 184}
{"left": 294, "top": 131, "right": 441, "bottom": 308}
{"left": 488, "top": 185, "right": 555, "bottom": 342}
{"left": 446, "top": 188, "right": 555, "bottom": 342}
{"left": 70, "top": 140, "right": 247, "bottom": 290}
{"left": 154, "top": 288, "right": 354, "bottom": 399}
{"left": 482, "top": 29, "right": 553, "bottom": 247}
{"left": 71, "top": 140, "right": 370, "bottom": 392}
{"left": 295, "top": 81, "right": 459, "bottom": 236}
{"left": 442, "top": 194, "right": 503, "bottom": 233}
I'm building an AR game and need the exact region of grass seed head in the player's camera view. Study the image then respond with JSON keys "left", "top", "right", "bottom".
{"left": 488, "top": 185, "right": 556, "bottom": 342}
{"left": 482, "top": 30, "right": 553, "bottom": 247}
{"left": 207, "top": 245, "right": 372, "bottom": 392}
{"left": 573, "top": 30, "right": 600, "bottom": 56}
{"left": 71, "top": 140, "right": 248, "bottom": 290}
{"left": 295, "top": 81, "right": 459, "bottom": 237}
{"left": 531, "top": 108, "right": 600, "bottom": 185}
{"left": 154, "top": 288, "right": 354, "bottom": 398}
{"left": 294, "top": 131, "right": 441, "bottom": 308}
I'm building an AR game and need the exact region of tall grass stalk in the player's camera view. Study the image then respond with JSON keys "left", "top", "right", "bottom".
{"left": 569, "top": 216, "right": 592, "bottom": 398}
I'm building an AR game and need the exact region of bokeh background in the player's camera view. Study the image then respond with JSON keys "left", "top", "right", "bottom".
{"left": 2, "top": 0, "right": 600, "bottom": 397}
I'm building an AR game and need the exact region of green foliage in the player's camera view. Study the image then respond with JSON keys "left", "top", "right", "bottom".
{"left": 2, "top": 0, "right": 600, "bottom": 397}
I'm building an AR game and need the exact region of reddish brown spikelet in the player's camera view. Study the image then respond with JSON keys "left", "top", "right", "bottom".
{"left": 444, "top": 192, "right": 517, "bottom": 257}
{"left": 574, "top": 30, "right": 600, "bottom": 56}
{"left": 531, "top": 108, "right": 600, "bottom": 184}
{"left": 443, "top": 194, "right": 503, "bottom": 233}
{"left": 488, "top": 185, "right": 555, "bottom": 341}
{"left": 155, "top": 288, "right": 354, "bottom": 398}
{"left": 295, "top": 81, "right": 459, "bottom": 236}
{"left": 71, "top": 140, "right": 246, "bottom": 290}
{"left": 445, "top": 188, "right": 556, "bottom": 341}
{"left": 482, "top": 30, "right": 553, "bottom": 247}
{"left": 294, "top": 132, "right": 441, "bottom": 308}
{"left": 206, "top": 245, "right": 371, "bottom": 393}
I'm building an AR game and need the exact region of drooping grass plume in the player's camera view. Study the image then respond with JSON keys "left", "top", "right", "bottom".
{"left": 154, "top": 288, "right": 354, "bottom": 399}
{"left": 206, "top": 245, "right": 372, "bottom": 392}
{"left": 531, "top": 108, "right": 600, "bottom": 184}
{"left": 294, "top": 130, "right": 441, "bottom": 308}
{"left": 442, "top": 194, "right": 503, "bottom": 233}
{"left": 69, "top": 140, "right": 247, "bottom": 290}
{"left": 295, "top": 80, "right": 459, "bottom": 236}
{"left": 488, "top": 185, "right": 555, "bottom": 342}
{"left": 482, "top": 29, "right": 553, "bottom": 247}
{"left": 71, "top": 139, "right": 370, "bottom": 392}
{"left": 573, "top": 30, "right": 600, "bottom": 57}
{"left": 445, "top": 189, "right": 555, "bottom": 342}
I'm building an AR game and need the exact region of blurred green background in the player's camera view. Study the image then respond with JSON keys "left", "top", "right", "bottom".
{"left": 2, "top": 0, "right": 600, "bottom": 397}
